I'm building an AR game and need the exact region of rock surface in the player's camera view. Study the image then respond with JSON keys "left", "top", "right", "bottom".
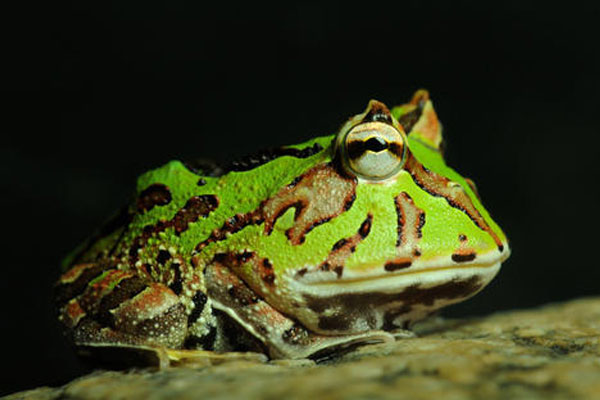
{"left": 6, "top": 297, "right": 600, "bottom": 400}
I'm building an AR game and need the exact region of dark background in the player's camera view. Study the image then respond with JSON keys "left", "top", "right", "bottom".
{"left": 3, "top": 0, "right": 599, "bottom": 395}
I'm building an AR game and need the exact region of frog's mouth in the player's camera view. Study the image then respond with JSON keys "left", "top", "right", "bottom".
{"left": 291, "top": 247, "right": 508, "bottom": 289}
{"left": 284, "top": 250, "right": 507, "bottom": 335}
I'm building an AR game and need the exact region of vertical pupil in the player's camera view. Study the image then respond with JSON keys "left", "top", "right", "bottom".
{"left": 364, "top": 137, "right": 388, "bottom": 152}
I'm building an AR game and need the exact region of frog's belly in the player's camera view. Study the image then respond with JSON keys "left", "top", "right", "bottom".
{"left": 287, "top": 261, "right": 501, "bottom": 335}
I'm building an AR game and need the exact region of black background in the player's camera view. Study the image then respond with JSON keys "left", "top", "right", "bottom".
{"left": 3, "top": 1, "right": 599, "bottom": 395}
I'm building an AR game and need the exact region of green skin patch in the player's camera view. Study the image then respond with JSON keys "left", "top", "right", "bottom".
{"left": 56, "top": 91, "right": 510, "bottom": 361}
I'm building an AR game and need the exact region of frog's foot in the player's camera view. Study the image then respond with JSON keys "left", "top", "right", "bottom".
{"left": 390, "top": 328, "right": 417, "bottom": 339}
{"left": 55, "top": 263, "right": 190, "bottom": 362}
{"left": 165, "top": 348, "right": 268, "bottom": 367}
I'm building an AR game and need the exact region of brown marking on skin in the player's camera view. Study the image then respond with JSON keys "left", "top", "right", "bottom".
{"left": 452, "top": 252, "right": 477, "bottom": 263}
{"left": 311, "top": 213, "right": 373, "bottom": 280}
{"left": 464, "top": 178, "right": 481, "bottom": 201}
{"left": 95, "top": 276, "right": 149, "bottom": 327}
{"left": 332, "top": 238, "right": 348, "bottom": 251}
{"left": 358, "top": 214, "right": 373, "bottom": 238}
{"left": 394, "top": 192, "right": 425, "bottom": 254}
{"left": 262, "top": 164, "right": 357, "bottom": 245}
{"left": 344, "top": 193, "right": 356, "bottom": 211}
{"left": 75, "top": 269, "right": 137, "bottom": 317}
{"left": 416, "top": 213, "right": 426, "bottom": 239}
{"left": 397, "top": 107, "right": 422, "bottom": 133}
{"left": 60, "top": 298, "right": 86, "bottom": 329}
{"left": 111, "top": 283, "right": 182, "bottom": 325}
{"left": 187, "top": 291, "right": 208, "bottom": 323}
{"left": 195, "top": 212, "right": 263, "bottom": 253}
{"left": 168, "top": 262, "right": 183, "bottom": 295}
{"left": 459, "top": 234, "right": 468, "bottom": 242}
{"left": 184, "top": 325, "right": 217, "bottom": 350}
{"left": 260, "top": 258, "right": 275, "bottom": 286}
{"left": 55, "top": 263, "right": 112, "bottom": 309}
{"left": 333, "top": 265, "right": 344, "bottom": 278}
{"left": 296, "top": 268, "right": 308, "bottom": 277}
{"left": 227, "top": 281, "right": 260, "bottom": 306}
{"left": 404, "top": 90, "right": 443, "bottom": 149}
{"left": 137, "top": 184, "right": 172, "bottom": 212}
{"left": 173, "top": 195, "right": 219, "bottom": 235}
{"left": 156, "top": 249, "right": 171, "bottom": 265}
{"left": 304, "top": 276, "right": 483, "bottom": 332}
{"left": 196, "top": 163, "right": 356, "bottom": 260}
{"left": 384, "top": 258, "right": 412, "bottom": 271}
{"left": 264, "top": 200, "right": 307, "bottom": 235}
{"left": 405, "top": 154, "right": 504, "bottom": 251}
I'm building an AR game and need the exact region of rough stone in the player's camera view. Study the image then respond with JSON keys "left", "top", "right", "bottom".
{"left": 5, "top": 297, "right": 600, "bottom": 400}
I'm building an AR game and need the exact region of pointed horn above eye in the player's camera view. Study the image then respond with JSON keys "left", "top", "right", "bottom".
{"left": 392, "top": 90, "right": 443, "bottom": 150}
{"left": 360, "top": 100, "right": 393, "bottom": 124}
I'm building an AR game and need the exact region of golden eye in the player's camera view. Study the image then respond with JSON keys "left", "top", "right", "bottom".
{"left": 341, "top": 121, "right": 407, "bottom": 180}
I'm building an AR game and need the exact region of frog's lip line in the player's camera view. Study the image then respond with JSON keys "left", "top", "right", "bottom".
{"left": 292, "top": 247, "right": 509, "bottom": 287}
{"left": 306, "top": 262, "right": 499, "bottom": 286}
{"left": 290, "top": 262, "right": 501, "bottom": 296}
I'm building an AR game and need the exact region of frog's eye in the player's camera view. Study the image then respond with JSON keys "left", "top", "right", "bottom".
{"left": 341, "top": 121, "right": 407, "bottom": 180}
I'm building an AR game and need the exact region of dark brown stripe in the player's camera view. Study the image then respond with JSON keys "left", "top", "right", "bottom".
{"left": 54, "top": 263, "right": 112, "bottom": 306}
{"left": 394, "top": 196, "right": 405, "bottom": 247}
{"left": 358, "top": 214, "right": 373, "bottom": 238}
{"left": 173, "top": 195, "right": 219, "bottom": 235}
{"left": 95, "top": 277, "right": 148, "bottom": 327}
{"left": 187, "top": 291, "right": 208, "bottom": 323}
{"left": 137, "top": 184, "right": 172, "bottom": 212}
{"left": 397, "top": 108, "right": 422, "bottom": 133}
{"left": 156, "top": 249, "right": 171, "bottom": 265}
{"left": 384, "top": 260, "right": 412, "bottom": 271}
{"left": 451, "top": 252, "right": 477, "bottom": 263}
{"left": 228, "top": 143, "right": 324, "bottom": 172}
{"left": 168, "top": 263, "right": 183, "bottom": 295}
{"left": 332, "top": 238, "right": 348, "bottom": 251}
{"left": 416, "top": 213, "right": 426, "bottom": 239}
{"left": 128, "top": 195, "right": 219, "bottom": 263}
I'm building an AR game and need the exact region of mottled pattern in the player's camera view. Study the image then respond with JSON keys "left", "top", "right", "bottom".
{"left": 128, "top": 194, "right": 219, "bottom": 262}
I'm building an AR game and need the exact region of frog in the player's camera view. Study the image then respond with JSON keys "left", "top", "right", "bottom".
{"left": 55, "top": 90, "right": 510, "bottom": 365}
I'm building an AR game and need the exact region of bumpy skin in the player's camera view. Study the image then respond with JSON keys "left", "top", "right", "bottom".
{"left": 55, "top": 90, "right": 510, "bottom": 360}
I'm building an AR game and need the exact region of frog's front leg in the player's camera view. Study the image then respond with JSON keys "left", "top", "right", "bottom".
{"left": 204, "top": 258, "right": 395, "bottom": 360}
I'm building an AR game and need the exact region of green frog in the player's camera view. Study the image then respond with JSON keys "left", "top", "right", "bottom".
{"left": 55, "top": 90, "right": 510, "bottom": 365}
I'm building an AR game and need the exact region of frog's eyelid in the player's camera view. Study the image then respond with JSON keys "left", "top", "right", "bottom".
{"left": 341, "top": 122, "right": 407, "bottom": 181}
